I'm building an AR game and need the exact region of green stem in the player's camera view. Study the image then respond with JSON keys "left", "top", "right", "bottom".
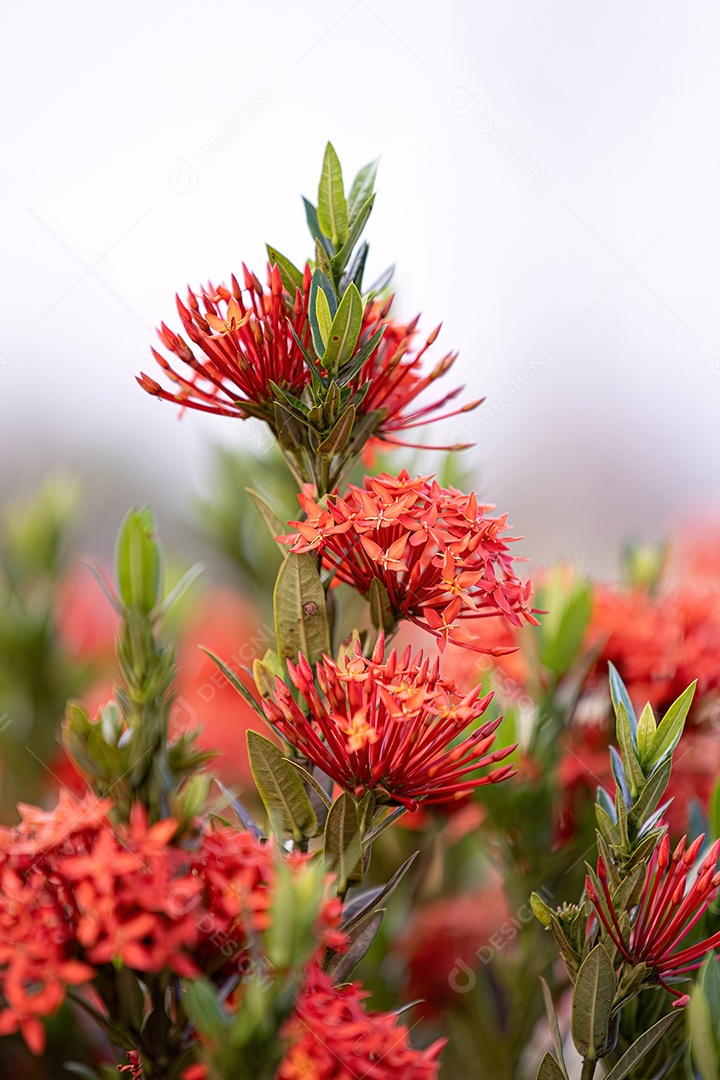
{"left": 580, "top": 1055, "right": 597, "bottom": 1080}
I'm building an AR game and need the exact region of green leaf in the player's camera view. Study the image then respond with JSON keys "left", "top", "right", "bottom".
{"left": 317, "top": 142, "right": 348, "bottom": 248}
{"left": 335, "top": 325, "right": 385, "bottom": 388}
{"left": 342, "top": 852, "right": 418, "bottom": 935}
{"left": 609, "top": 663, "right": 637, "bottom": 742}
{"left": 252, "top": 649, "right": 285, "bottom": 699}
{"left": 247, "top": 730, "right": 318, "bottom": 843}
{"left": 214, "top": 778, "right": 262, "bottom": 838}
{"left": 331, "top": 194, "right": 376, "bottom": 277}
{"left": 369, "top": 577, "right": 396, "bottom": 634}
{"left": 315, "top": 236, "right": 334, "bottom": 282}
{"left": 273, "top": 552, "right": 330, "bottom": 665}
{"left": 303, "top": 197, "right": 334, "bottom": 255}
{"left": 324, "top": 792, "right": 364, "bottom": 893}
{"left": 636, "top": 702, "right": 657, "bottom": 761}
{"left": 347, "top": 159, "right": 378, "bottom": 225}
{"left": 643, "top": 681, "right": 696, "bottom": 772}
{"left": 540, "top": 977, "right": 568, "bottom": 1075}
{"left": 201, "top": 647, "right": 265, "bottom": 718}
{"left": 571, "top": 943, "right": 616, "bottom": 1059}
{"left": 182, "top": 978, "right": 229, "bottom": 1040}
{"left": 326, "top": 910, "right": 384, "bottom": 981}
{"left": 315, "top": 286, "right": 333, "bottom": 350}
{"left": 266, "top": 245, "right": 304, "bottom": 294}
{"left": 246, "top": 487, "right": 288, "bottom": 547}
{"left": 616, "top": 703, "right": 645, "bottom": 799}
{"left": 115, "top": 506, "right": 161, "bottom": 615}
{"left": 539, "top": 582, "right": 593, "bottom": 676}
{"left": 700, "top": 952, "right": 720, "bottom": 1027}
{"left": 317, "top": 406, "right": 356, "bottom": 459}
{"left": 308, "top": 269, "right": 337, "bottom": 356}
{"left": 320, "top": 283, "right": 364, "bottom": 375}
{"left": 537, "top": 1053, "right": 567, "bottom": 1080}
{"left": 361, "top": 806, "right": 407, "bottom": 844}
{"left": 340, "top": 240, "right": 369, "bottom": 292}
{"left": 629, "top": 758, "right": 671, "bottom": 829}
{"left": 286, "top": 759, "right": 333, "bottom": 811}
{"left": 531, "top": 891, "right": 555, "bottom": 928}
{"left": 603, "top": 1012, "right": 679, "bottom": 1080}
{"left": 690, "top": 985, "right": 719, "bottom": 1080}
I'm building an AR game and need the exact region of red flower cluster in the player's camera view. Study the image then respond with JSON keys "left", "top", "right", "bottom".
{"left": 0, "top": 792, "right": 301, "bottom": 1054}
{"left": 278, "top": 961, "right": 444, "bottom": 1079}
{"left": 281, "top": 470, "right": 536, "bottom": 653}
{"left": 586, "top": 834, "right": 720, "bottom": 1004}
{"left": 345, "top": 299, "right": 479, "bottom": 449}
{"left": 138, "top": 264, "right": 478, "bottom": 447}
{"left": 263, "top": 636, "right": 516, "bottom": 809}
{"left": 394, "top": 877, "right": 511, "bottom": 1016}
{"left": 584, "top": 584, "right": 720, "bottom": 721}
{"left": 138, "top": 264, "right": 311, "bottom": 420}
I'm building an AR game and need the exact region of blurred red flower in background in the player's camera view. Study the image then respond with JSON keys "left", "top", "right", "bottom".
{"left": 394, "top": 877, "right": 511, "bottom": 1017}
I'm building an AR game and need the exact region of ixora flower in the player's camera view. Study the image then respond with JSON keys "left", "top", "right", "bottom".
{"left": 138, "top": 263, "right": 478, "bottom": 450}
{"left": 339, "top": 298, "right": 480, "bottom": 449}
{"left": 281, "top": 470, "right": 537, "bottom": 653}
{"left": 277, "top": 961, "right": 445, "bottom": 1080}
{"left": 0, "top": 794, "right": 314, "bottom": 1054}
{"left": 263, "top": 635, "right": 516, "bottom": 809}
{"left": 137, "top": 263, "right": 312, "bottom": 422}
{"left": 586, "top": 834, "right": 720, "bottom": 1005}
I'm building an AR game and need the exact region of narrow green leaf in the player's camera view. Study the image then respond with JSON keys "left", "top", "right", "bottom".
{"left": 315, "top": 286, "right": 333, "bottom": 349}
{"left": 361, "top": 805, "right": 407, "bottom": 844}
{"left": 571, "top": 943, "right": 616, "bottom": 1059}
{"left": 214, "top": 778, "right": 262, "bottom": 838}
{"left": 690, "top": 985, "right": 719, "bottom": 1080}
{"left": 286, "top": 759, "right": 333, "bottom": 811}
{"left": 537, "top": 1053, "right": 567, "bottom": 1080}
{"left": 629, "top": 759, "right": 671, "bottom": 829}
{"left": 342, "top": 852, "right": 418, "bottom": 935}
{"left": 340, "top": 240, "right": 369, "bottom": 292}
{"left": 273, "top": 552, "right": 330, "bottom": 665}
{"left": 326, "top": 911, "right": 383, "bottom": 981}
{"left": 158, "top": 561, "right": 204, "bottom": 617}
{"left": 603, "top": 1012, "right": 679, "bottom": 1080}
{"left": 609, "top": 663, "right": 638, "bottom": 742}
{"left": 331, "top": 194, "right": 376, "bottom": 277}
{"left": 531, "top": 891, "right": 555, "bottom": 929}
{"left": 540, "top": 977, "right": 568, "bottom": 1074}
{"left": 308, "top": 269, "right": 337, "bottom": 356}
{"left": 315, "top": 236, "right": 334, "bottom": 282}
{"left": 636, "top": 702, "right": 657, "bottom": 761}
{"left": 303, "top": 197, "right": 333, "bottom": 255}
{"left": 183, "top": 978, "right": 229, "bottom": 1040}
{"left": 200, "top": 647, "right": 265, "bottom": 718}
{"left": 336, "top": 325, "right": 385, "bottom": 387}
{"left": 247, "top": 730, "right": 318, "bottom": 843}
{"left": 245, "top": 487, "right": 288, "bottom": 545}
{"left": 616, "top": 703, "right": 645, "bottom": 798}
{"left": 321, "top": 283, "right": 364, "bottom": 374}
{"left": 317, "top": 405, "right": 356, "bottom": 459}
{"left": 266, "top": 245, "right": 303, "bottom": 294}
{"left": 324, "top": 792, "right": 364, "bottom": 893}
{"left": 347, "top": 159, "right": 378, "bottom": 225}
{"left": 317, "top": 142, "right": 348, "bottom": 248}
{"left": 643, "top": 681, "right": 697, "bottom": 771}
{"left": 369, "top": 577, "right": 396, "bottom": 634}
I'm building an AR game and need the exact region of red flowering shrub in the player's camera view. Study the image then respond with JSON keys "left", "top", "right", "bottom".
{"left": 282, "top": 470, "right": 536, "bottom": 653}
{"left": 264, "top": 635, "right": 515, "bottom": 809}
{"left": 278, "top": 962, "right": 445, "bottom": 1079}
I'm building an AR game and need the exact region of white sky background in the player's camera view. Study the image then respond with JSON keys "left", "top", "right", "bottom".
{"left": 1, "top": 1, "right": 719, "bottom": 575}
